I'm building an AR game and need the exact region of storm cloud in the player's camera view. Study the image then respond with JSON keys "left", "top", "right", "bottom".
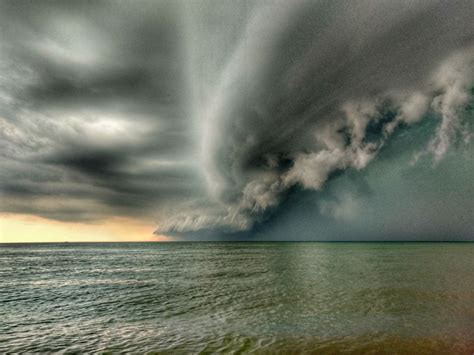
{"left": 0, "top": 0, "right": 473, "bottom": 239}
{"left": 0, "top": 0, "right": 207, "bottom": 223}
{"left": 159, "top": 0, "right": 474, "bottom": 236}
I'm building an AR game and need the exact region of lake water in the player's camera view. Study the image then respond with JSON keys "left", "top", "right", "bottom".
{"left": 1, "top": 242, "right": 474, "bottom": 353}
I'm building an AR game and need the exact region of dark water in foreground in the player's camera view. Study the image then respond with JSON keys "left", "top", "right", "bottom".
{"left": 1, "top": 242, "right": 474, "bottom": 353}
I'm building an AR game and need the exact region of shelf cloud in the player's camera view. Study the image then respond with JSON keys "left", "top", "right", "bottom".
{"left": 157, "top": 0, "right": 474, "bottom": 236}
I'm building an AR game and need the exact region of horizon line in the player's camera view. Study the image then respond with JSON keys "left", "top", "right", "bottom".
{"left": 1, "top": 240, "right": 474, "bottom": 245}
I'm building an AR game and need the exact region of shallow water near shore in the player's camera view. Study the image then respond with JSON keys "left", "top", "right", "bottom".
{"left": 1, "top": 242, "right": 474, "bottom": 353}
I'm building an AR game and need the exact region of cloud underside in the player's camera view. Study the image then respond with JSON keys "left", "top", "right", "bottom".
{"left": 0, "top": 0, "right": 473, "bottom": 238}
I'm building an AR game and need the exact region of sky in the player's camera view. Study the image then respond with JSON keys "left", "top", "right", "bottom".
{"left": 0, "top": 0, "right": 473, "bottom": 242}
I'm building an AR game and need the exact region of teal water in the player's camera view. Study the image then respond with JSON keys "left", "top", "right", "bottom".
{"left": 1, "top": 242, "right": 474, "bottom": 353}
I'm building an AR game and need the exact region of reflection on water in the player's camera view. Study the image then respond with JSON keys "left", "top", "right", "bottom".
{"left": 1, "top": 242, "right": 474, "bottom": 353}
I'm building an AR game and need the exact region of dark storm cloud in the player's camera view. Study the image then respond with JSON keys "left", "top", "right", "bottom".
{"left": 157, "top": 0, "right": 474, "bottom": 234}
{"left": 0, "top": 0, "right": 205, "bottom": 222}
{"left": 1, "top": 0, "right": 473, "bottom": 239}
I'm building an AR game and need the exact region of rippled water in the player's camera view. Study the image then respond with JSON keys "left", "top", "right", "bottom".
{"left": 1, "top": 242, "right": 474, "bottom": 353}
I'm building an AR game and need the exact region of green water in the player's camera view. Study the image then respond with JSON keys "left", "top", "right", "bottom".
{"left": 1, "top": 242, "right": 474, "bottom": 353}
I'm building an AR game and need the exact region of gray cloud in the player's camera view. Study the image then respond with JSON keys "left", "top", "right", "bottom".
{"left": 0, "top": 0, "right": 205, "bottom": 222}
{"left": 158, "top": 0, "right": 474, "bottom": 234}
{"left": 0, "top": 0, "right": 473, "bottom": 239}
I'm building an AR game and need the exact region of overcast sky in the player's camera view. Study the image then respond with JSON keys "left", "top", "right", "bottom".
{"left": 1, "top": 0, "right": 473, "bottom": 241}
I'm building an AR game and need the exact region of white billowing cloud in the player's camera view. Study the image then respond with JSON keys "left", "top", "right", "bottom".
{"left": 283, "top": 149, "right": 346, "bottom": 190}
{"left": 426, "top": 50, "right": 474, "bottom": 162}
{"left": 384, "top": 92, "right": 430, "bottom": 135}
{"left": 398, "top": 93, "right": 430, "bottom": 125}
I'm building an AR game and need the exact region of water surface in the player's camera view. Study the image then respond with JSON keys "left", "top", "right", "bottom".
{"left": 1, "top": 242, "right": 474, "bottom": 353}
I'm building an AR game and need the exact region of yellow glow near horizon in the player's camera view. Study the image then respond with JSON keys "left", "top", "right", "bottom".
{"left": 0, "top": 213, "right": 173, "bottom": 243}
